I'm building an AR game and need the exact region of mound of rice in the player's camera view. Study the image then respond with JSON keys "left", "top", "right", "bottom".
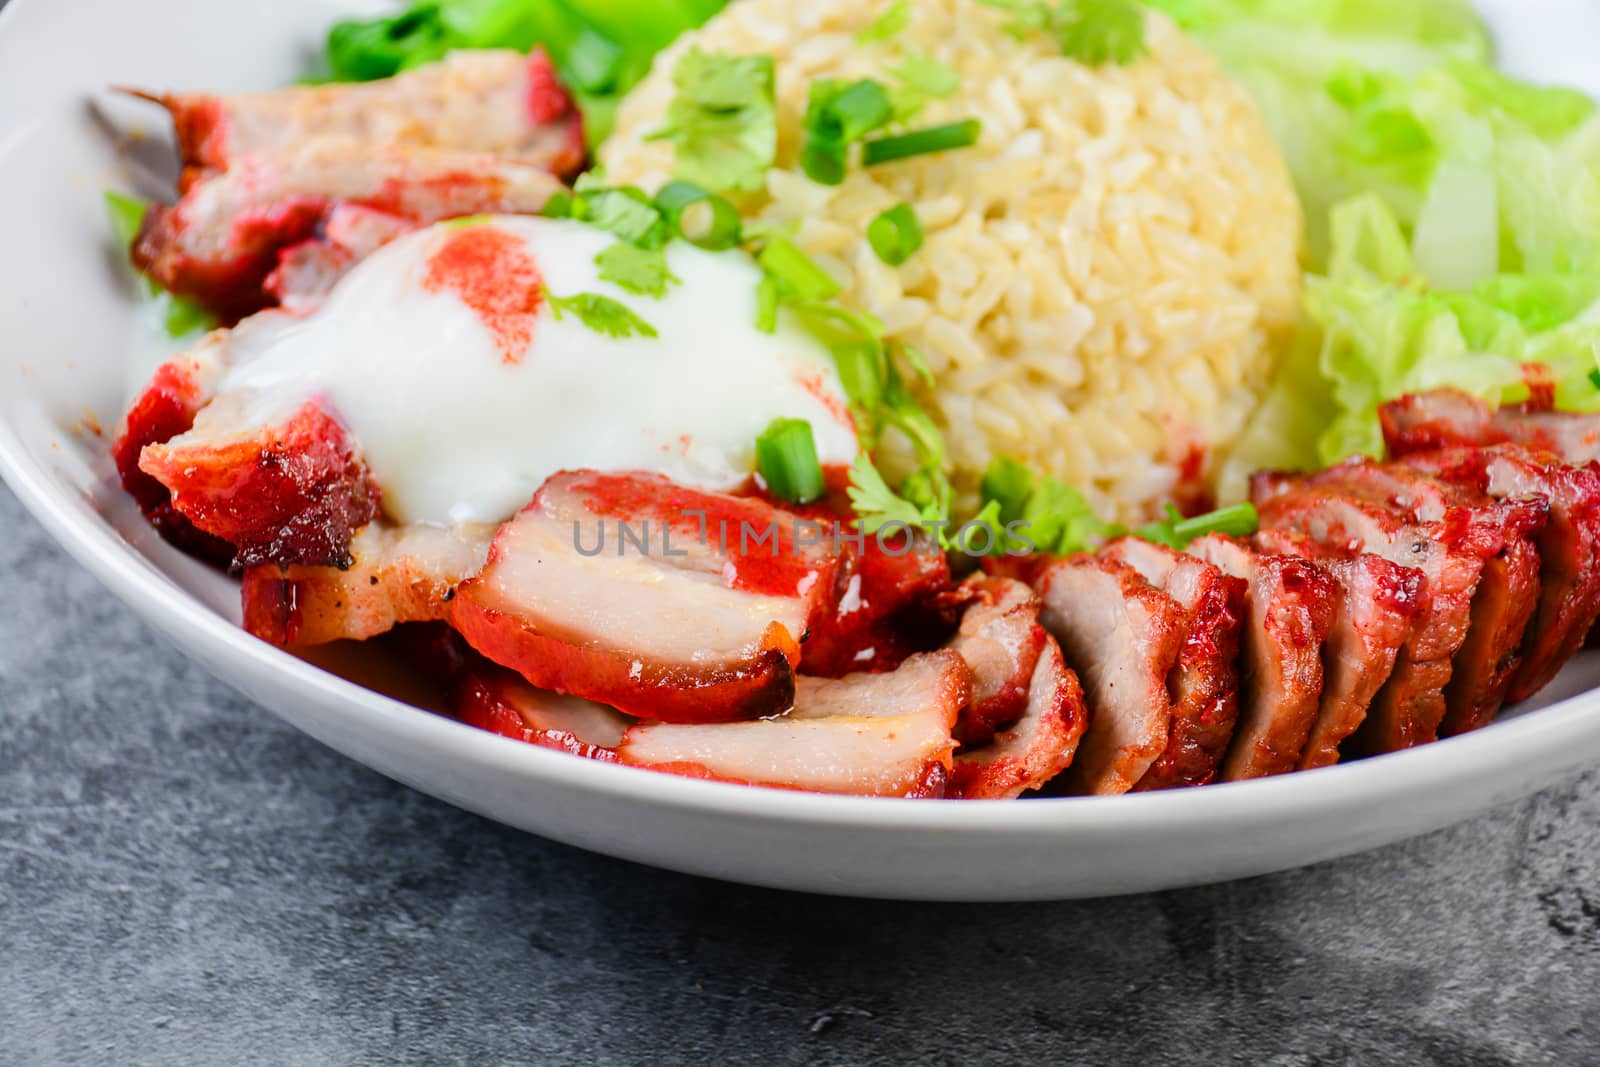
{"left": 602, "top": 0, "right": 1302, "bottom": 520}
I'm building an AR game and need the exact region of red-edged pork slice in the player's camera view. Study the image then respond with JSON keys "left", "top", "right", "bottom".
{"left": 452, "top": 470, "right": 842, "bottom": 724}
{"left": 1033, "top": 556, "right": 1186, "bottom": 795}
{"left": 1381, "top": 389, "right": 1600, "bottom": 465}
{"left": 1404, "top": 445, "right": 1600, "bottom": 703}
{"left": 127, "top": 51, "right": 579, "bottom": 319}
{"left": 456, "top": 660, "right": 631, "bottom": 760}
{"left": 1254, "top": 529, "right": 1423, "bottom": 768}
{"left": 1102, "top": 538, "right": 1245, "bottom": 790}
{"left": 1185, "top": 535, "right": 1337, "bottom": 780}
{"left": 1257, "top": 461, "right": 1547, "bottom": 738}
{"left": 943, "top": 576, "right": 1048, "bottom": 747}
{"left": 241, "top": 522, "right": 493, "bottom": 647}
{"left": 616, "top": 652, "right": 970, "bottom": 797}
{"left": 136, "top": 386, "right": 379, "bottom": 569}
{"left": 111, "top": 330, "right": 236, "bottom": 562}
{"left": 264, "top": 204, "right": 418, "bottom": 313}
{"left": 1251, "top": 478, "right": 1489, "bottom": 754}
{"left": 800, "top": 528, "right": 955, "bottom": 677}
{"left": 949, "top": 638, "right": 1087, "bottom": 800}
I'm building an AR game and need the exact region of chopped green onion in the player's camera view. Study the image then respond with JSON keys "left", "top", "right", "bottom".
{"left": 654, "top": 180, "right": 742, "bottom": 250}
{"left": 755, "top": 275, "right": 781, "bottom": 333}
{"left": 856, "top": 0, "right": 912, "bottom": 44}
{"left": 758, "top": 238, "right": 842, "bottom": 302}
{"left": 862, "top": 119, "right": 982, "bottom": 166}
{"left": 755, "top": 418, "right": 826, "bottom": 504}
{"left": 866, "top": 202, "right": 924, "bottom": 266}
{"left": 801, "top": 79, "right": 895, "bottom": 186}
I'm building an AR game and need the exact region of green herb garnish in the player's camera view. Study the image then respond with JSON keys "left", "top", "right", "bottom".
{"left": 104, "top": 190, "right": 217, "bottom": 340}
{"left": 654, "top": 180, "right": 743, "bottom": 250}
{"left": 801, "top": 79, "right": 896, "bottom": 186}
{"left": 977, "top": 0, "right": 1147, "bottom": 66}
{"left": 862, "top": 119, "right": 982, "bottom": 166}
{"left": 573, "top": 176, "right": 668, "bottom": 246}
{"left": 648, "top": 49, "right": 778, "bottom": 194}
{"left": 856, "top": 0, "right": 912, "bottom": 44}
{"left": 757, "top": 238, "right": 842, "bottom": 302}
{"left": 867, "top": 202, "right": 924, "bottom": 266}
{"left": 847, "top": 454, "right": 930, "bottom": 534}
{"left": 888, "top": 50, "right": 961, "bottom": 120}
{"left": 755, "top": 418, "right": 826, "bottom": 504}
{"left": 595, "top": 241, "right": 680, "bottom": 298}
{"left": 546, "top": 290, "right": 659, "bottom": 339}
{"left": 1136, "top": 503, "right": 1259, "bottom": 550}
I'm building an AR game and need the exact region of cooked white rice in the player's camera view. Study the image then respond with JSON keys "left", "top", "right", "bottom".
{"left": 602, "top": 0, "right": 1302, "bottom": 520}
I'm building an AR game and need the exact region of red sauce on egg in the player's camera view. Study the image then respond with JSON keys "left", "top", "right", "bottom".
{"left": 422, "top": 225, "right": 544, "bottom": 364}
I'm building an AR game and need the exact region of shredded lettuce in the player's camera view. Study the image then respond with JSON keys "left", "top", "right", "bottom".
{"left": 1164, "top": 0, "right": 1600, "bottom": 488}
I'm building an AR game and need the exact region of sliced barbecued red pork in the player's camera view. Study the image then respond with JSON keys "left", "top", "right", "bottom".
{"left": 1257, "top": 461, "right": 1547, "bottom": 738}
{"left": 451, "top": 470, "right": 842, "bottom": 724}
{"left": 1254, "top": 529, "right": 1423, "bottom": 768}
{"left": 1253, "top": 472, "right": 1492, "bottom": 753}
{"left": 241, "top": 522, "right": 493, "bottom": 647}
{"left": 800, "top": 527, "right": 955, "bottom": 677}
{"left": 948, "top": 638, "right": 1087, "bottom": 800}
{"left": 1381, "top": 389, "right": 1600, "bottom": 465}
{"left": 128, "top": 51, "right": 580, "bottom": 319}
{"left": 1033, "top": 556, "right": 1187, "bottom": 795}
{"left": 135, "top": 387, "right": 380, "bottom": 570}
{"left": 1184, "top": 535, "right": 1337, "bottom": 780}
{"left": 617, "top": 652, "right": 970, "bottom": 796}
{"left": 457, "top": 660, "right": 631, "bottom": 761}
{"left": 1101, "top": 538, "right": 1245, "bottom": 790}
{"left": 942, "top": 576, "right": 1049, "bottom": 747}
{"left": 1404, "top": 445, "right": 1600, "bottom": 703}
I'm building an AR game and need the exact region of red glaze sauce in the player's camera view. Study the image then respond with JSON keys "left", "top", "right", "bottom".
{"left": 795, "top": 371, "right": 857, "bottom": 436}
{"left": 422, "top": 225, "right": 544, "bottom": 364}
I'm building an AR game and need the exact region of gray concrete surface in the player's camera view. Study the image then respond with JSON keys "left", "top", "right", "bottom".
{"left": 4, "top": 483, "right": 1600, "bottom": 1066}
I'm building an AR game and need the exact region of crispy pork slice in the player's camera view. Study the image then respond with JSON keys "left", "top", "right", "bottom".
{"left": 1405, "top": 445, "right": 1600, "bottom": 703}
{"left": 1102, "top": 538, "right": 1246, "bottom": 790}
{"left": 1381, "top": 389, "right": 1600, "bottom": 465}
{"left": 1257, "top": 461, "right": 1547, "bottom": 738}
{"left": 1254, "top": 530, "right": 1423, "bottom": 768}
{"left": 452, "top": 470, "right": 842, "bottom": 724}
{"left": 1252, "top": 479, "right": 1489, "bottom": 754}
{"left": 128, "top": 51, "right": 579, "bottom": 319}
{"left": 241, "top": 522, "right": 493, "bottom": 647}
{"left": 1185, "top": 535, "right": 1337, "bottom": 780}
{"left": 457, "top": 660, "right": 631, "bottom": 761}
{"left": 943, "top": 576, "right": 1049, "bottom": 747}
{"left": 949, "top": 638, "right": 1087, "bottom": 800}
{"left": 264, "top": 204, "right": 418, "bottom": 313}
{"left": 800, "top": 528, "right": 955, "bottom": 677}
{"left": 136, "top": 386, "right": 379, "bottom": 569}
{"left": 1033, "top": 556, "right": 1186, "bottom": 795}
{"left": 616, "top": 652, "right": 970, "bottom": 797}
{"left": 112, "top": 330, "right": 237, "bottom": 561}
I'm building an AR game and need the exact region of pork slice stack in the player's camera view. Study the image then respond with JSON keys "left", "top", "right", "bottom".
{"left": 1100, "top": 538, "right": 1246, "bottom": 790}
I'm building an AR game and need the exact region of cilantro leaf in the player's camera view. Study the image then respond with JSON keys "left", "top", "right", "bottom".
{"left": 888, "top": 50, "right": 961, "bottom": 120}
{"left": 546, "top": 290, "right": 660, "bottom": 339}
{"left": 595, "top": 241, "right": 680, "bottom": 298}
{"left": 847, "top": 454, "right": 927, "bottom": 534}
{"left": 977, "top": 0, "right": 1147, "bottom": 66}
{"left": 648, "top": 49, "right": 777, "bottom": 194}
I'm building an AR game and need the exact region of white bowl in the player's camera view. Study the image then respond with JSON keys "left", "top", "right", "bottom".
{"left": 4, "top": 0, "right": 1600, "bottom": 902}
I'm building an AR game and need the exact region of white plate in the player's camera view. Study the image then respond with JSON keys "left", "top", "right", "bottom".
{"left": 3, "top": 0, "right": 1600, "bottom": 902}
